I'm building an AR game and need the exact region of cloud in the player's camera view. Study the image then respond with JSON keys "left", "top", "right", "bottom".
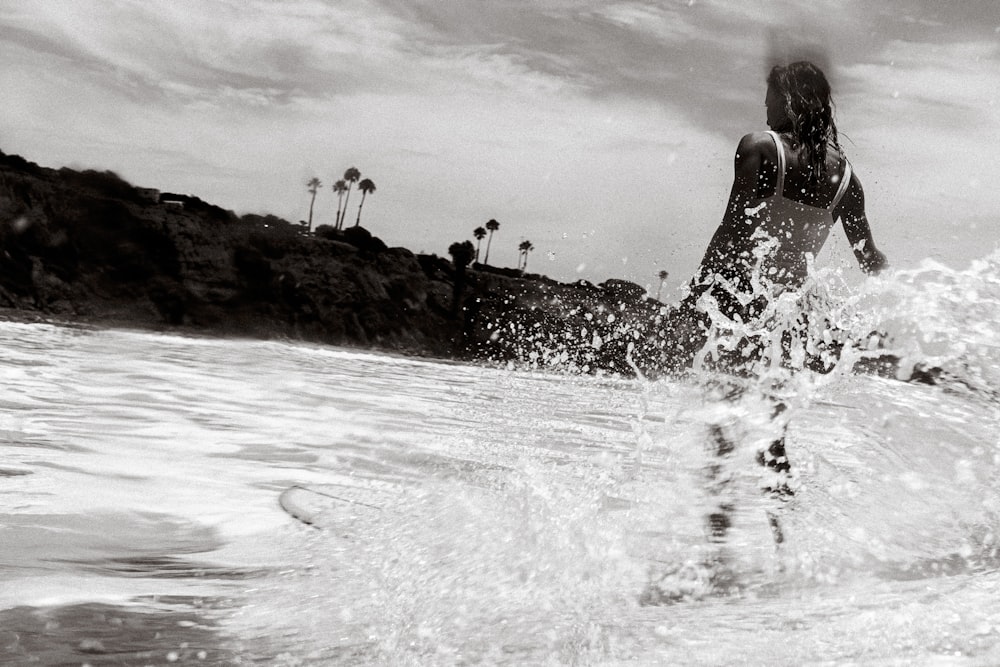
{"left": 2, "top": 0, "right": 422, "bottom": 106}
{"left": 587, "top": 3, "right": 701, "bottom": 43}
{"left": 835, "top": 38, "right": 1000, "bottom": 269}
{"left": 2, "top": 0, "right": 999, "bottom": 286}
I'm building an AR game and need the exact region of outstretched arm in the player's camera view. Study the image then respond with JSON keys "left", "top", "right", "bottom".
{"left": 835, "top": 173, "right": 887, "bottom": 275}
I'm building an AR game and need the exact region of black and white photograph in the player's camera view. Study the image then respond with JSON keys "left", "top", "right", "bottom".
{"left": 2, "top": 1, "right": 999, "bottom": 664}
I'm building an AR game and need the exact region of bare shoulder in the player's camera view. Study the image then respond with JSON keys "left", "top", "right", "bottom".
{"left": 736, "top": 131, "right": 775, "bottom": 156}
{"left": 734, "top": 132, "right": 777, "bottom": 174}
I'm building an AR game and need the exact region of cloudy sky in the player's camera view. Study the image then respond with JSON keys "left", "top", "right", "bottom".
{"left": 2, "top": 1, "right": 998, "bottom": 294}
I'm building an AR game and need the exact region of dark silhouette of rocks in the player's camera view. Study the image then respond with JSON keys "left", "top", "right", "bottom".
{"left": 0, "top": 148, "right": 676, "bottom": 375}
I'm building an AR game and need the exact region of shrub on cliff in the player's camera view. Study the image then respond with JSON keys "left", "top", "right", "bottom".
{"left": 417, "top": 254, "right": 453, "bottom": 281}
{"left": 240, "top": 213, "right": 299, "bottom": 232}
{"left": 175, "top": 194, "right": 235, "bottom": 223}
{"left": 342, "top": 226, "right": 387, "bottom": 254}
{"left": 59, "top": 168, "right": 141, "bottom": 203}
{"left": 0, "top": 150, "right": 43, "bottom": 176}
{"left": 314, "top": 224, "right": 339, "bottom": 240}
{"left": 239, "top": 215, "right": 305, "bottom": 259}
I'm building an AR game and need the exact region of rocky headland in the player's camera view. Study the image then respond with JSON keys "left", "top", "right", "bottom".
{"left": 0, "top": 149, "right": 679, "bottom": 375}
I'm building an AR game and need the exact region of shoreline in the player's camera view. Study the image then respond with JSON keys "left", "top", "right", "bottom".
{"left": 0, "top": 147, "right": 670, "bottom": 376}
{"left": 0, "top": 306, "right": 465, "bottom": 365}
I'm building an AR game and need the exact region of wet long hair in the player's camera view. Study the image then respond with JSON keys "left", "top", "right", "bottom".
{"left": 767, "top": 61, "right": 840, "bottom": 186}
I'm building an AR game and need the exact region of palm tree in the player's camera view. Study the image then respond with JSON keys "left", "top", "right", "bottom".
{"left": 306, "top": 177, "right": 322, "bottom": 233}
{"left": 354, "top": 178, "right": 376, "bottom": 227}
{"left": 332, "top": 180, "right": 347, "bottom": 230}
{"left": 656, "top": 269, "right": 669, "bottom": 301}
{"left": 473, "top": 226, "right": 486, "bottom": 263}
{"left": 483, "top": 219, "right": 500, "bottom": 266}
{"left": 338, "top": 167, "right": 361, "bottom": 229}
{"left": 449, "top": 240, "right": 475, "bottom": 270}
{"left": 518, "top": 239, "right": 534, "bottom": 272}
{"left": 448, "top": 240, "right": 476, "bottom": 318}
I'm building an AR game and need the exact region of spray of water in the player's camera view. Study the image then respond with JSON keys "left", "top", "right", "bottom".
{"left": 223, "top": 248, "right": 1000, "bottom": 663}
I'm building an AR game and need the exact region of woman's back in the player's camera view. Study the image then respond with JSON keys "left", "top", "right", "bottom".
{"left": 759, "top": 132, "right": 846, "bottom": 207}
{"left": 687, "top": 61, "right": 885, "bottom": 319}
{"left": 667, "top": 60, "right": 886, "bottom": 375}
{"left": 753, "top": 131, "right": 853, "bottom": 285}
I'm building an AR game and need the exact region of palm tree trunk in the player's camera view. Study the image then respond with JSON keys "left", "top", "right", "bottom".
{"left": 474, "top": 240, "right": 481, "bottom": 263}
{"left": 484, "top": 232, "right": 494, "bottom": 265}
{"left": 354, "top": 192, "right": 367, "bottom": 227}
{"left": 339, "top": 185, "right": 354, "bottom": 230}
{"left": 335, "top": 196, "right": 343, "bottom": 230}
{"left": 308, "top": 192, "right": 317, "bottom": 232}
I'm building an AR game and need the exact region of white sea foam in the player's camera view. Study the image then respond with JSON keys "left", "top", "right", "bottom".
{"left": 1, "top": 255, "right": 999, "bottom": 663}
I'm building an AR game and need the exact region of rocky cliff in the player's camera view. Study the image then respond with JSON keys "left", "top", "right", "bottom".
{"left": 0, "top": 149, "right": 680, "bottom": 375}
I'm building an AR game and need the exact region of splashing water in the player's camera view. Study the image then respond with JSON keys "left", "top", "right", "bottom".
{"left": 2, "top": 252, "right": 1000, "bottom": 664}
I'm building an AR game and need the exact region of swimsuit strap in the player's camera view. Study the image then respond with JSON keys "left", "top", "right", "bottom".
{"left": 766, "top": 130, "right": 786, "bottom": 197}
{"left": 829, "top": 159, "right": 853, "bottom": 211}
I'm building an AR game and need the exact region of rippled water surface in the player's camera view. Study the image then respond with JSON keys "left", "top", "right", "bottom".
{"left": 2, "top": 279, "right": 1000, "bottom": 666}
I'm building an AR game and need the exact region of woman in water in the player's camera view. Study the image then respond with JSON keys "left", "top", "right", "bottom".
{"left": 673, "top": 60, "right": 887, "bottom": 373}
{"left": 706, "top": 63, "right": 886, "bottom": 290}
{"left": 706, "top": 60, "right": 887, "bottom": 528}
{"left": 647, "top": 63, "right": 888, "bottom": 603}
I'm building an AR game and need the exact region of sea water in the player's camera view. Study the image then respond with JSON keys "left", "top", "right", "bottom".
{"left": 1, "top": 256, "right": 1000, "bottom": 665}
